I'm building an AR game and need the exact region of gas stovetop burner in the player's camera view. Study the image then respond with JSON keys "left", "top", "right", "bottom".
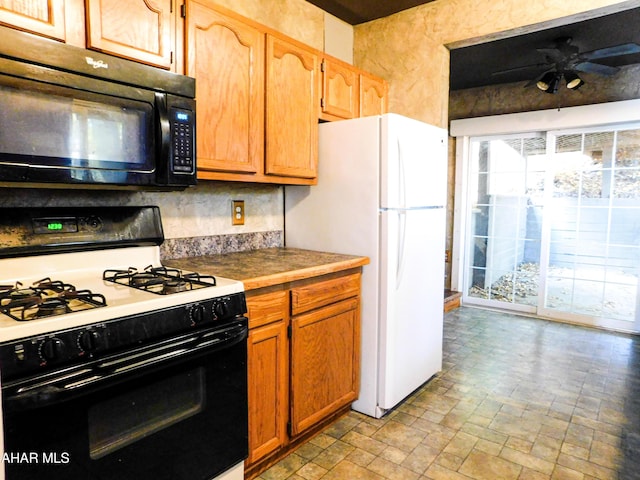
{"left": 103, "top": 265, "right": 217, "bottom": 295}
{"left": 0, "top": 278, "right": 107, "bottom": 321}
{"left": 36, "top": 298, "right": 70, "bottom": 317}
{"left": 130, "top": 272, "right": 166, "bottom": 289}
{"left": 163, "top": 278, "right": 188, "bottom": 294}
{"left": 1, "top": 285, "right": 39, "bottom": 302}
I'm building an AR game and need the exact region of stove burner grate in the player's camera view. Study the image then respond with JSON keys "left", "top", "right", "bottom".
{"left": 0, "top": 279, "right": 107, "bottom": 321}
{"left": 103, "top": 265, "right": 217, "bottom": 295}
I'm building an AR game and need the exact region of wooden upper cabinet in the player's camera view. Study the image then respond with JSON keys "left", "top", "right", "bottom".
{"left": 0, "top": 0, "right": 84, "bottom": 44}
{"left": 86, "top": 0, "right": 174, "bottom": 69}
{"left": 360, "top": 71, "right": 388, "bottom": 117}
{"left": 186, "top": 0, "right": 264, "bottom": 174}
{"left": 320, "top": 57, "right": 358, "bottom": 121}
{"left": 265, "top": 34, "right": 318, "bottom": 179}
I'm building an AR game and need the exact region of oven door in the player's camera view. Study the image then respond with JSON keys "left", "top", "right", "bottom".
{"left": 2, "top": 320, "right": 248, "bottom": 480}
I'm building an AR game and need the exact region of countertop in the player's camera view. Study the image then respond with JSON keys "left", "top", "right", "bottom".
{"left": 165, "top": 247, "right": 369, "bottom": 291}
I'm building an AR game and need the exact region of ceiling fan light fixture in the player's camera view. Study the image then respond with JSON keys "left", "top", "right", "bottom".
{"left": 537, "top": 72, "right": 561, "bottom": 93}
{"left": 536, "top": 73, "right": 553, "bottom": 91}
{"left": 565, "top": 71, "right": 585, "bottom": 90}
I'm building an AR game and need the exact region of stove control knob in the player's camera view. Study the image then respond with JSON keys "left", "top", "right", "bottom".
{"left": 78, "top": 330, "right": 100, "bottom": 353}
{"left": 189, "top": 303, "right": 207, "bottom": 325}
{"left": 85, "top": 216, "right": 103, "bottom": 231}
{"left": 40, "top": 337, "right": 65, "bottom": 362}
{"left": 213, "top": 300, "right": 228, "bottom": 320}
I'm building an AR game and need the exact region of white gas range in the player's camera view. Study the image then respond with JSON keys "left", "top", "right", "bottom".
{"left": 0, "top": 246, "right": 243, "bottom": 341}
{"left": 0, "top": 206, "right": 248, "bottom": 480}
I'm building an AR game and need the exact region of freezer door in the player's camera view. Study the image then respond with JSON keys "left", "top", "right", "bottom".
{"left": 285, "top": 115, "right": 380, "bottom": 257}
{"left": 380, "top": 113, "right": 448, "bottom": 209}
{"left": 378, "top": 207, "right": 444, "bottom": 412}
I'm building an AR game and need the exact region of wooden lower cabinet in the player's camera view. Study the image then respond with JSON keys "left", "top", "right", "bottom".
{"left": 247, "top": 315, "right": 288, "bottom": 464}
{"left": 290, "top": 297, "right": 360, "bottom": 435}
{"left": 245, "top": 270, "right": 362, "bottom": 477}
{"left": 246, "top": 289, "right": 289, "bottom": 466}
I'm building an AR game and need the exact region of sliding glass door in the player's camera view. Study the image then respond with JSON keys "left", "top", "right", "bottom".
{"left": 466, "top": 134, "right": 546, "bottom": 311}
{"left": 463, "top": 125, "right": 640, "bottom": 332}
{"left": 539, "top": 127, "right": 640, "bottom": 331}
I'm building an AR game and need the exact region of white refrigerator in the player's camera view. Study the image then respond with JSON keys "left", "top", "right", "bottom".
{"left": 285, "top": 113, "right": 447, "bottom": 418}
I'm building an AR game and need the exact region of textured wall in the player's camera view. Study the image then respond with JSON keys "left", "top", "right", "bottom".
{"left": 354, "top": 0, "right": 635, "bottom": 127}
{"left": 449, "top": 64, "right": 640, "bottom": 119}
{"left": 0, "top": 182, "right": 283, "bottom": 241}
{"left": 213, "top": 0, "right": 324, "bottom": 49}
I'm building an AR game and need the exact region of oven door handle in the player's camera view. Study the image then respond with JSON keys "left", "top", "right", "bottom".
{"left": 3, "top": 322, "right": 247, "bottom": 413}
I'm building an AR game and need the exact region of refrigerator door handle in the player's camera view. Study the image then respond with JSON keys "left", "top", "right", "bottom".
{"left": 396, "top": 210, "right": 407, "bottom": 288}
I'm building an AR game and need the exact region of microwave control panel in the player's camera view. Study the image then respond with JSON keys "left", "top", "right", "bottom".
{"left": 170, "top": 107, "right": 195, "bottom": 174}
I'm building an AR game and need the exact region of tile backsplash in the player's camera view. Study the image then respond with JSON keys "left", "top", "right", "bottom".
{"left": 0, "top": 181, "right": 284, "bottom": 259}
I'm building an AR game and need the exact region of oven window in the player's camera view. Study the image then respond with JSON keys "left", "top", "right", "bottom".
{"left": 88, "top": 367, "right": 205, "bottom": 460}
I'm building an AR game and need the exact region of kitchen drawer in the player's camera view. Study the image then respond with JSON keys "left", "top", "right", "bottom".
{"left": 247, "top": 290, "right": 289, "bottom": 329}
{"left": 291, "top": 273, "right": 360, "bottom": 316}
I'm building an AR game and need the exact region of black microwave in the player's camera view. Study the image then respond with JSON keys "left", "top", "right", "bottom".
{"left": 0, "top": 26, "right": 196, "bottom": 190}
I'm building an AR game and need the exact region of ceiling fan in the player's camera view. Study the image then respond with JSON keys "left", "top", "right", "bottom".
{"left": 494, "top": 37, "right": 640, "bottom": 94}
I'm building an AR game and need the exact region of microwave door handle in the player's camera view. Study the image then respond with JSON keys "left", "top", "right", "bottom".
{"left": 3, "top": 323, "right": 248, "bottom": 412}
{"left": 155, "top": 92, "right": 171, "bottom": 178}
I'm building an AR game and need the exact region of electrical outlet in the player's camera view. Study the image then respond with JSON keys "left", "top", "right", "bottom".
{"left": 232, "top": 200, "right": 245, "bottom": 225}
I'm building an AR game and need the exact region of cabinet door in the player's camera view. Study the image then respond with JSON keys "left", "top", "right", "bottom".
{"left": 246, "top": 291, "right": 289, "bottom": 465}
{"left": 86, "top": 0, "right": 174, "bottom": 69}
{"left": 0, "top": 0, "right": 68, "bottom": 41}
{"left": 360, "top": 72, "right": 388, "bottom": 117}
{"left": 321, "top": 58, "right": 358, "bottom": 120}
{"left": 265, "top": 34, "right": 318, "bottom": 179}
{"left": 186, "top": 1, "right": 264, "bottom": 175}
{"left": 290, "top": 298, "right": 360, "bottom": 436}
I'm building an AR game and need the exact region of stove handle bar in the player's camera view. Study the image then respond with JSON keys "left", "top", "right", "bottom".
{"left": 3, "top": 321, "right": 248, "bottom": 413}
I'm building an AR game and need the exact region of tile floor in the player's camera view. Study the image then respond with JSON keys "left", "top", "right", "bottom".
{"left": 257, "top": 307, "right": 640, "bottom": 480}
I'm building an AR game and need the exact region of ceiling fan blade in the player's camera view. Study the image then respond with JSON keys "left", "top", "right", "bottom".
{"left": 492, "top": 63, "right": 553, "bottom": 76}
{"left": 581, "top": 43, "right": 640, "bottom": 60}
{"left": 536, "top": 47, "right": 566, "bottom": 63}
{"left": 524, "top": 77, "right": 540, "bottom": 88}
{"left": 574, "top": 61, "right": 619, "bottom": 76}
